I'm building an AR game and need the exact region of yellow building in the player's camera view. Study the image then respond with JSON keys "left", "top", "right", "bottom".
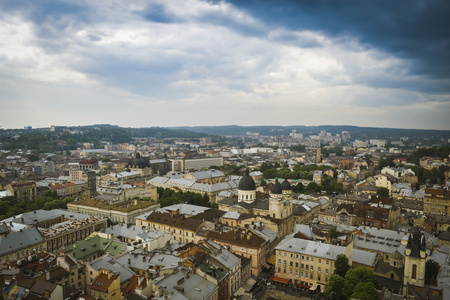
{"left": 423, "top": 187, "right": 450, "bottom": 215}
{"left": 274, "top": 236, "right": 352, "bottom": 291}
{"left": 136, "top": 210, "right": 204, "bottom": 244}
{"left": 90, "top": 269, "right": 121, "bottom": 300}
{"left": 5, "top": 181, "right": 37, "bottom": 201}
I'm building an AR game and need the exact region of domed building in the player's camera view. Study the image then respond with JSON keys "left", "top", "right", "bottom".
{"left": 238, "top": 170, "right": 257, "bottom": 203}
{"left": 127, "top": 152, "right": 150, "bottom": 169}
{"left": 126, "top": 152, "right": 153, "bottom": 179}
{"left": 218, "top": 171, "right": 294, "bottom": 232}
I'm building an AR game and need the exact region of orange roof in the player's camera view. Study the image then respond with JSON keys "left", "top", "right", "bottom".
{"left": 91, "top": 271, "right": 116, "bottom": 292}
{"left": 272, "top": 276, "right": 290, "bottom": 284}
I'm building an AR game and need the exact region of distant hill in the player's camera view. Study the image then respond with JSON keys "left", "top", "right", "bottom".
{"left": 171, "top": 125, "right": 450, "bottom": 140}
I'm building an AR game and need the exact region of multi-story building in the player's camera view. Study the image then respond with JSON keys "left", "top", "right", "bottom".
{"left": 136, "top": 210, "right": 205, "bottom": 244}
{"left": 206, "top": 228, "right": 268, "bottom": 277}
{"left": 274, "top": 236, "right": 352, "bottom": 291}
{"left": 48, "top": 181, "right": 87, "bottom": 198}
{"left": 423, "top": 187, "right": 450, "bottom": 215}
{"left": 40, "top": 215, "right": 107, "bottom": 253}
{"left": 90, "top": 269, "right": 121, "bottom": 300}
{"left": 171, "top": 157, "right": 223, "bottom": 171}
{"left": 68, "top": 198, "right": 159, "bottom": 224}
{"left": 305, "top": 147, "right": 321, "bottom": 164}
{"left": 34, "top": 160, "right": 56, "bottom": 175}
{"left": 0, "top": 227, "right": 46, "bottom": 263}
{"left": 5, "top": 181, "right": 37, "bottom": 201}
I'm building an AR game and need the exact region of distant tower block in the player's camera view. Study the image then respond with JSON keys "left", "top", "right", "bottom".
{"left": 84, "top": 171, "right": 97, "bottom": 199}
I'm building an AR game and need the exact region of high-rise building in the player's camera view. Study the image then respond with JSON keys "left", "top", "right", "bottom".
{"left": 305, "top": 147, "right": 321, "bottom": 164}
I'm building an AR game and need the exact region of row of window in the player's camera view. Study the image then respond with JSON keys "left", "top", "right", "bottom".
{"left": 277, "top": 252, "right": 330, "bottom": 265}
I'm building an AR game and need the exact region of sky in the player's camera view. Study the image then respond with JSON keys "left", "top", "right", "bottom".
{"left": 0, "top": 0, "right": 449, "bottom": 130}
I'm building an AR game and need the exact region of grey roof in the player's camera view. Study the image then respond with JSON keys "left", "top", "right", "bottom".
{"left": 352, "top": 249, "right": 377, "bottom": 266}
{"left": 188, "top": 170, "right": 225, "bottom": 180}
{"left": 251, "top": 225, "right": 278, "bottom": 244}
{"left": 219, "top": 197, "right": 269, "bottom": 210}
{"left": 275, "top": 237, "right": 346, "bottom": 260}
{"left": 148, "top": 253, "right": 183, "bottom": 267}
{"left": 205, "top": 241, "right": 240, "bottom": 269}
{"left": 356, "top": 226, "right": 407, "bottom": 241}
{"left": 3, "top": 209, "right": 91, "bottom": 225}
{"left": 294, "top": 224, "right": 316, "bottom": 240}
{"left": 157, "top": 204, "right": 210, "bottom": 216}
{"left": 0, "top": 227, "right": 45, "bottom": 256}
{"left": 429, "top": 247, "right": 449, "bottom": 266}
{"left": 222, "top": 211, "right": 241, "bottom": 219}
{"left": 156, "top": 269, "right": 218, "bottom": 300}
{"left": 90, "top": 254, "right": 135, "bottom": 284}
{"left": 353, "top": 234, "right": 404, "bottom": 254}
{"left": 105, "top": 224, "right": 146, "bottom": 240}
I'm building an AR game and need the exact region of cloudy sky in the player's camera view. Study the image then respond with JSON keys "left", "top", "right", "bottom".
{"left": 0, "top": 0, "right": 449, "bottom": 130}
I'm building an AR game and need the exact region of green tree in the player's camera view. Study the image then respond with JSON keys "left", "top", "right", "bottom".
{"left": 305, "top": 181, "right": 320, "bottom": 194}
{"left": 343, "top": 268, "right": 379, "bottom": 299}
{"left": 425, "top": 259, "right": 439, "bottom": 285}
{"left": 350, "top": 281, "right": 378, "bottom": 300}
{"left": 334, "top": 254, "right": 350, "bottom": 278}
{"left": 291, "top": 182, "right": 304, "bottom": 194}
{"left": 376, "top": 187, "right": 390, "bottom": 197}
{"left": 260, "top": 180, "right": 267, "bottom": 187}
{"left": 323, "top": 274, "right": 346, "bottom": 300}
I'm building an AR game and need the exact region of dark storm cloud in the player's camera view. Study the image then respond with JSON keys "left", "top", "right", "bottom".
{"left": 225, "top": 0, "right": 450, "bottom": 84}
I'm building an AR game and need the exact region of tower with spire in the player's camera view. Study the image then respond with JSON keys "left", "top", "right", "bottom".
{"left": 403, "top": 227, "right": 427, "bottom": 293}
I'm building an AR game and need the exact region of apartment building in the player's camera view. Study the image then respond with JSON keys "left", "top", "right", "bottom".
{"left": 136, "top": 211, "right": 205, "bottom": 244}
{"left": 274, "top": 236, "right": 352, "bottom": 291}
{"left": 423, "top": 187, "right": 450, "bottom": 215}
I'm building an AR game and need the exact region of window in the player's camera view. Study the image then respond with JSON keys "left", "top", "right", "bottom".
{"left": 301, "top": 272, "right": 303, "bottom": 277}
{"left": 290, "top": 261, "right": 293, "bottom": 267}
{"left": 318, "top": 267, "right": 321, "bottom": 273}
{"left": 249, "top": 249, "right": 253, "bottom": 253}
{"left": 295, "top": 262, "right": 299, "bottom": 267}
{"left": 311, "top": 257, "right": 314, "bottom": 262}
{"left": 326, "top": 260, "right": 329, "bottom": 265}
{"left": 412, "top": 264, "right": 417, "bottom": 279}
{"left": 325, "top": 269, "right": 329, "bottom": 274}
{"left": 306, "top": 257, "right": 309, "bottom": 261}
{"left": 241, "top": 247, "right": 245, "bottom": 252}
{"left": 310, "top": 266, "right": 314, "bottom": 271}
{"left": 318, "top": 259, "right": 321, "bottom": 263}
{"left": 284, "top": 260, "right": 287, "bottom": 265}
{"left": 302, "top": 256, "right": 304, "bottom": 260}
{"left": 291, "top": 253, "right": 294, "bottom": 258}
{"left": 295, "top": 270, "right": 298, "bottom": 276}
{"left": 284, "top": 252, "right": 287, "bottom": 257}
{"left": 278, "top": 259, "right": 281, "bottom": 265}
{"left": 278, "top": 267, "right": 281, "bottom": 272}
{"left": 290, "top": 270, "right": 293, "bottom": 275}
{"left": 283, "top": 269, "right": 286, "bottom": 274}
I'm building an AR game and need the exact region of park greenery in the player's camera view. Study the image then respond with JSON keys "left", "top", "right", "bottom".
{"left": 156, "top": 187, "right": 213, "bottom": 208}
{"left": 0, "top": 125, "right": 210, "bottom": 153}
{"left": 0, "top": 191, "right": 74, "bottom": 220}
{"left": 379, "top": 146, "right": 450, "bottom": 185}
{"left": 324, "top": 267, "right": 380, "bottom": 300}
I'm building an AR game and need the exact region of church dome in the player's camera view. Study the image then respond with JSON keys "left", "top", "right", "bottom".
{"left": 127, "top": 153, "right": 150, "bottom": 169}
{"left": 271, "top": 179, "right": 283, "bottom": 194}
{"left": 238, "top": 170, "right": 256, "bottom": 191}
{"left": 281, "top": 178, "right": 291, "bottom": 190}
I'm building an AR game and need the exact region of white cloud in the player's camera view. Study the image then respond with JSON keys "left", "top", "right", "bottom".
{"left": 0, "top": 0, "right": 448, "bottom": 130}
